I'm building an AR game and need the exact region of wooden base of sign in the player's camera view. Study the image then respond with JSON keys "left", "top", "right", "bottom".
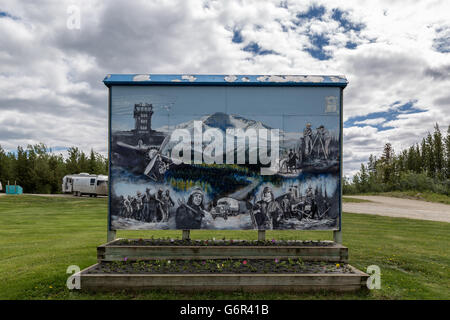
{"left": 82, "top": 234, "right": 368, "bottom": 292}
{"left": 97, "top": 239, "right": 349, "bottom": 263}
{"left": 333, "top": 230, "right": 343, "bottom": 244}
{"left": 258, "top": 230, "right": 265, "bottom": 241}
{"left": 77, "top": 263, "right": 368, "bottom": 292}
{"left": 107, "top": 230, "right": 116, "bottom": 243}
{"left": 182, "top": 229, "right": 190, "bottom": 240}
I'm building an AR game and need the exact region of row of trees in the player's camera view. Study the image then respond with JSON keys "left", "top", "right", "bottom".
{"left": 0, "top": 143, "right": 108, "bottom": 194}
{"left": 344, "top": 124, "right": 450, "bottom": 195}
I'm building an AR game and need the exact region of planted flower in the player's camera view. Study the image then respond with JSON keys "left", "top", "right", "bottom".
{"left": 91, "top": 259, "right": 356, "bottom": 275}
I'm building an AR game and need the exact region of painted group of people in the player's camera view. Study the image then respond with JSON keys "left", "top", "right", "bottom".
{"left": 119, "top": 188, "right": 174, "bottom": 223}
{"left": 293, "top": 186, "right": 320, "bottom": 220}
{"left": 303, "top": 123, "right": 332, "bottom": 159}
{"left": 118, "top": 183, "right": 325, "bottom": 230}
{"left": 117, "top": 186, "right": 209, "bottom": 229}
{"left": 253, "top": 185, "right": 322, "bottom": 229}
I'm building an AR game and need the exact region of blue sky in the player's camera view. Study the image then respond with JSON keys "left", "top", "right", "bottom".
{"left": 0, "top": 0, "right": 449, "bottom": 176}
{"left": 344, "top": 101, "right": 427, "bottom": 132}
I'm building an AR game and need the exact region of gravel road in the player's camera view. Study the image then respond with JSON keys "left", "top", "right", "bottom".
{"left": 343, "top": 195, "right": 450, "bottom": 223}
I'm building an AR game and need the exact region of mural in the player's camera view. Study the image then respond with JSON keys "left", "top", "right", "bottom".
{"left": 110, "top": 85, "right": 341, "bottom": 230}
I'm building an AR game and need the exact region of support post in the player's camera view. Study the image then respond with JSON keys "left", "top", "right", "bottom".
{"left": 333, "top": 230, "right": 342, "bottom": 244}
{"left": 182, "top": 229, "right": 190, "bottom": 240}
{"left": 258, "top": 230, "right": 265, "bottom": 241}
{"left": 107, "top": 230, "right": 116, "bottom": 243}
{"left": 335, "top": 88, "right": 344, "bottom": 246}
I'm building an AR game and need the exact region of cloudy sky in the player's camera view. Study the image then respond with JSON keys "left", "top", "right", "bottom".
{"left": 0, "top": 0, "right": 449, "bottom": 176}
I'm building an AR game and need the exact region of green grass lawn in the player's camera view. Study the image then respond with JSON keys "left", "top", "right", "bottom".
{"left": 0, "top": 195, "right": 449, "bottom": 300}
{"left": 347, "top": 191, "right": 450, "bottom": 205}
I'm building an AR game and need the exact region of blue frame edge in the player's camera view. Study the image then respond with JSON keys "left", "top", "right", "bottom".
{"left": 103, "top": 74, "right": 348, "bottom": 88}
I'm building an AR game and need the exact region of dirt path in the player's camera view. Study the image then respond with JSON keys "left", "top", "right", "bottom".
{"left": 343, "top": 195, "right": 450, "bottom": 223}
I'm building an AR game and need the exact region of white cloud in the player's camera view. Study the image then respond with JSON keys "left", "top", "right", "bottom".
{"left": 0, "top": 0, "right": 449, "bottom": 176}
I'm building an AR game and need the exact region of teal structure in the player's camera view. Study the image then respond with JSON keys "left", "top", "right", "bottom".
{"left": 6, "top": 185, "right": 23, "bottom": 195}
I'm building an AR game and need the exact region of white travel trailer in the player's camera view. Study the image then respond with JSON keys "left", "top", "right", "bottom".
{"left": 62, "top": 173, "right": 108, "bottom": 197}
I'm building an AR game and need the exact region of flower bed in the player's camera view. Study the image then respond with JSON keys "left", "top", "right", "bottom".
{"left": 87, "top": 259, "right": 354, "bottom": 275}
{"left": 115, "top": 238, "right": 334, "bottom": 247}
{"left": 98, "top": 238, "right": 348, "bottom": 263}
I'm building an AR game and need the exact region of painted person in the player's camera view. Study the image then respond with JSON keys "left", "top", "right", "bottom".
{"left": 148, "top": 191, "right": 158, "bottom": 223}
{"left": 304, "top": 186, "right": 318, "bottom": 219}
{"left": 146, "top": 150, "right": 168, "bottom": 182}
{"left": 317, "top": 125, "right": 331, "bottom": 158}
{"left": 161, "top": 189, "right": 175, "bottom": 222}
{"left": 135, "top": 191, "right": 144, "bottom": 220}
{"left": 155, "top": 189, "right": 164, "bottom": 222}
{"left": 288, "top": 149, "right": 294, "bottom": 160}
{"left": 281, "top": 195, "right": 291, "bottom": 219}
{"left": 125, "top": 195, "right": 133, "bottom": 218}
{"left": 253, "top": 187, "right": 283, "bottom": 230}
{"left": 287, "top": 149, "right": 298, "bottom": 172}
{"left": 175, "top": 188, "right": 206, "bottom": 229}
{"left": 303, "top": 123, "right": 313, "bottom": 155}
{"left": 119, "top": 195, "right": 127, "bottom": 217}
{"left": 142, "top": 188, "right": 152, "bottom": 222}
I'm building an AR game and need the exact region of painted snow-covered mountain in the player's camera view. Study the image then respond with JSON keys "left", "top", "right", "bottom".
{"left": 174, "top": 112, "right": 273, "bottom": 132}
{"left": 159, "top": 112, "right": 301, "bottom": 159}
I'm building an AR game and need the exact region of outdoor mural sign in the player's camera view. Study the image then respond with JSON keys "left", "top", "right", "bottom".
{"left": 104, "top": 74, "right": 347, "bottom": 233}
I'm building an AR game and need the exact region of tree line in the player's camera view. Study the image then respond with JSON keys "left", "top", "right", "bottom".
{"left": 344, "top": 124, "right": 450, "bottom": 195}
{"left": 0, "top": 143, "right": 108, "bottom": 194}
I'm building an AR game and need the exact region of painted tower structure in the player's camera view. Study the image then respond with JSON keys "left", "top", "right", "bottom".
{"left": 134, "top": 103, "right": 153, "bottom": 133}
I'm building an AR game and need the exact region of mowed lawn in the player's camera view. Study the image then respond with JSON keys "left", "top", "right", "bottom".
{"left": 0, "top": 195, "right": 449, "bottom": 300}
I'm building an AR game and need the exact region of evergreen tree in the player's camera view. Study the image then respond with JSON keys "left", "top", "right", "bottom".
{"left": 407, "top": 145, "right": 416, "bottom": 172}
{"left": 446, "top": 125, "right": 450, "bottom": 179}
{"left": 425, "top": 132, "right": 435, "bottom": 177}
{"left": 367, "top": 154, "right": 376, "bottom": 175}
{"left": 347, "top": 123, "right": 449, "bottom": 196}
{"left": 0, "top": 143, "right": 108, "bottom": 194}
{"left": 79, "top": 151, "right": 89, "bottom": 173}
{"left": 433, "top": 123, "right": 444, "bottom": 179}
{"left": 381, "top": 143, "right": 394, "bottom": 184}
{"left": 415, "top": 144, "right": 421, "bottom": 173}
{"left": 88, "top": 149, "right": 98, "bottom": 174}
{"left": 420, "top": 138, "right": 427, "bottom": 175}
{"left": 359, "top": 163, "right": 369, "bottom": 192}
{"left": 66, "top": 147, "right": 81, "bottom": 174}
{"left": 0, "top": 146, "right": 7, "bottom": 186}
